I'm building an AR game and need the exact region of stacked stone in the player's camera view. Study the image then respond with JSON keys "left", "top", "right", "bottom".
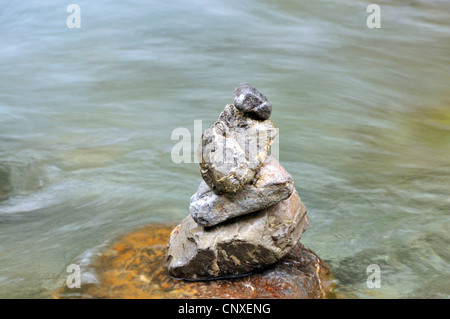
{"left": 166, "top": 83, "right": 310, "bottom": 280}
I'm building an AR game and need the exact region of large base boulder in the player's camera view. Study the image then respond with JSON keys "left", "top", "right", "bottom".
{"left": 166, "top": 190, "right": 309, "bottom": 280}
{"left": 55, "top": 224, "right": 334, "bottom": 299}
{"left": 234, "top": 82, "right": 272, "bottom": 120}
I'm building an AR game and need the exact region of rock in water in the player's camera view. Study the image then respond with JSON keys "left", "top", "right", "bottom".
{"left": 233, "top": 82, "right": 272, "bottom": 120}
{"left": 55, "top": 224, "right": 334, "bottom": 299}
{"left": 199, "top": 104, "right": 277, "bottom": 194}
{"left": 166, "top": 189, "right": 309, "bottom": 280}
{"left": 163, "top": 83, "right": 321, "bottom": 285}
{"left": 190, "top": 156, "right": 294, "bottom": 227}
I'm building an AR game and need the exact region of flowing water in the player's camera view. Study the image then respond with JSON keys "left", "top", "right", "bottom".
{"left": 0, "top": 0, "right": 449, "bottom": 298}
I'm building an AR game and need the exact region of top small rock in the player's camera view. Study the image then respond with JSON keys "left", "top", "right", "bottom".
{"left": 233, "top": 82, "right": 272, "bottom": 120}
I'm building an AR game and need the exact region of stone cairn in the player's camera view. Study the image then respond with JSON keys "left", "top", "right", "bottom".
{"left": 166, "top": 83, "right": 310, "bottom": 280}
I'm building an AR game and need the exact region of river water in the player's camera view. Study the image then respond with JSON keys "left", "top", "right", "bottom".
{"left": 0, "top": 0, "right": 449, "bottom": 298}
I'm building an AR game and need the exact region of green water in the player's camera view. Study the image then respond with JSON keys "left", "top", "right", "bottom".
{"left": 0, "top": 0, "right": 449, "bottom": 298}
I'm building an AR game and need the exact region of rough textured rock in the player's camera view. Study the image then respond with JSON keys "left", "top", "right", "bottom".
{"left": 55, "top": 224, "right": 334, "bottom": 299}
{"left": 198, "top": 104, "right": 278, "bottom": 194}
{"left": 233, "top": 82, "right": 272, "bottom": 120}
{"left": 166, "top": 189, "right": 309, "bottom": 280}
{"left": 191, "top": 156, "right": 294, "bottom": 227}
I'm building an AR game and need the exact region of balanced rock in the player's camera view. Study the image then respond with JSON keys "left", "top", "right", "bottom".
{"left": 166, "top": 189, "right": 309, "bottom": 280}
{"left": 199, "top": 104, "right": 277, "bottom": 194}
{"left": 233, "top": 82, "right": 272, "bottom": 120}
{"left": 191, "top": 156, "right": 294, "bottom": 227}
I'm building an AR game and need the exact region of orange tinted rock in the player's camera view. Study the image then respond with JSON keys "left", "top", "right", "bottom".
{"left": 55, "top": 224, "right": 334, "bottom": 299}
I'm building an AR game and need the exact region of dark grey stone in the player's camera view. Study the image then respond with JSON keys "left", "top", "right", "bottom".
{"left": 233, "top": 82, "right": 272, "bottom": 120}
{"left": 166, "top": 189, "right": 309, "bottom": 280}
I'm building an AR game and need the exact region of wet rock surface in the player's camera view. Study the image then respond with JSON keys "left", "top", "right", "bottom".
{"left": 55, "top": 224, "right": 334, "bottom": 299}
{"left": 167, "top": 190, "right": 309, "bottom": 280}
{"left": 234, "top": 82, "right": 272, "bottom": 120}
{"left": 198, "top": 104, "right": 277, "bottom": 194}
{"left": 190, "top": 156, "right": 294, "bottom": 227}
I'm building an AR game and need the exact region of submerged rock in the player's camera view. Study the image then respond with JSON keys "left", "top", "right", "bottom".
{"left": 191, "top": 156, "right": 294, "bottom": 227}
{"left": 55, "top": 224, "right": 334, "bottom": 299}
{"left": 233, "top": 82, "right": 272, "bottom": 120}
{"left": 166, "top": 189, "right": 309, "bottom": 280}
{"left": 0, "top": 164, "right": 11, "bottom": 201}
{"left": 199, "top": 104, "right": 277, "bottom": 194}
